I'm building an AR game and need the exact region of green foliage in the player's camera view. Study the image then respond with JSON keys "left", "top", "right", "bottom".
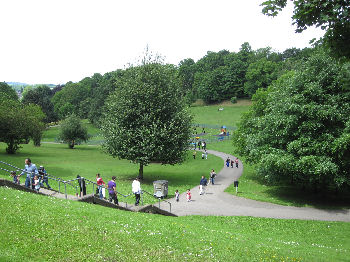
{"left": 0, "top": 100, "right": 45, "bottom": 153}
{"left": 244, "top": 57, "right": 280, "bottom": 97}
{"left": 261, "top": 0, "right": 350, "bottom": 59}
{"left": 21, "top": 85, "right": 58, "bottom": 123}
{"left": 0, "top": 82, "right": 18, "bottom": 101}
{"left": 58, "top": 114, "right": 89, "bottom": 149}
{"left": 101, "top": 62, "right": 192, "bottom": 179}
{"left": 235, "top": 51, "right": 350, "bottom": 192}
{"left": 230, "top": 96, "right": 237, "bottom": 104}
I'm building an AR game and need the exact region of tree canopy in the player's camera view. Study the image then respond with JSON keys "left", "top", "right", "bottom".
{"left": 234, "top": 50, "right": 350, "bottom": 192}
{"left": 261, "top": 0, "right": 350, "bottom": 59}
{"left": 58, "top": 114, "right": 89, "bottom": 149}
{"left": 101, "top": 61, "right": 192, "bottom": 179}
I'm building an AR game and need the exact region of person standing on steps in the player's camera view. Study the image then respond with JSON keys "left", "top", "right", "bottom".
{"left": 199, "top": 175, "right": 208, "bottom": 195}
{"left": 20, "top": 158, "right": 38, "bottom": 189}
{"left": 39, "top": 166, "right": 51, "bottom": 189}
{"left": 108, "top": 176, "right": 119, "bottom": 205}
{"left": 96, "top": 173, "right": 106, "bottom": 199}
{"left": 132, "top": 177, "right": 142, "bottom": 206}
{"left": 235, "top": 157, "right": 239, "bottom": 168}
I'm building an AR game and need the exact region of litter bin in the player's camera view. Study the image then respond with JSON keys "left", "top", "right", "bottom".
{"left": 153, "top": 180, "right": 168, "bottom": 198}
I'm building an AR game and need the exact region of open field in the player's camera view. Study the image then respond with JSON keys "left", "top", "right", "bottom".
{"left": 1, "top": 186, "right": 349, "bottom": 262}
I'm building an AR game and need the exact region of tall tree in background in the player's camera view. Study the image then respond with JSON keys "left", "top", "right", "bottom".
{"left": 101, "top": 58, "right": 192, "bottom": 180}
{"left": 22, "top": 85, "right": 58, "bottom": 123}
{"left": 234, "top": 50, "right": 350, "bottom": 192}
{"left": 0, "top": 82, "right": 18, "bottom": 101}
{"left": 261, "top": 0, "right": 350, "bottom": 59}
{"left": 58, "top": 114, "right": 89, "bottom": 149}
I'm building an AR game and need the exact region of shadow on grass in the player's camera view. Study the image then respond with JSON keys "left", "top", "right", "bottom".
{"left": 263, "top": 185, "right": 350, "bottom": 210}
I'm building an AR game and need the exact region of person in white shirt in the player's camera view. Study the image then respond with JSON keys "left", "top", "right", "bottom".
{"left": 132, "top": 178, "right": 141, "bottom": 206}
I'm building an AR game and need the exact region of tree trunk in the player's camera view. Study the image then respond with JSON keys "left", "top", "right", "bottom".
{"left": 69, "top": 140, "right": 75, "bottom": 149}
{"left": 138, "top": 163, "right": 144, "bottom": 180}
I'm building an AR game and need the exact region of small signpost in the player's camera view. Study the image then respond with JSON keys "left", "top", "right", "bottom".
{"left": 234, "top": 180, "right": 239, "bottom": 194}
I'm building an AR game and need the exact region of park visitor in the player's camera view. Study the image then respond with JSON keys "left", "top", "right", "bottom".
{"left": 175, "top": 189, "right": 180, "bottom": 202}
{"left": 20, "top": 158, "right": 38, "bottom": 189}
{"left": 210, "top": 169, "right": 216, "bottom": 185}
{"left": 11, "top": 171, "right": 19, "bottom": 184}
{"left": 193, "top": 151, "right": 196, "bottom": 159}
{"left": 34, "top": 175, "right": 40, "bottom": 192}
{"left": 39, "top": 166, "right": 51, "bottom": 189}
{"left": 132, "top": 178, "right": 141, "bottom": 206}
{"left": 96, "top": 173, "right": 106, "bottom": 199}
{"left": 205, "top": 150, "right": 208, "bottom": 159}
{"left": 225, "top": 157, "right": 230, "bottom": 168}
{"left": 186, "top": 189, "right": 191, "bottom": 202}
{"left": 231, "top": 159, "right": 234, "bottom": 168}
{"left": 198, "top": 141, "right": 201, "bottom": 150}
{"left": 199, "top": 176, "right": 208, "bottom": 195}
{"left": 235, "top": 158, "right": 239, "bottom": 168}
{"left": 77, "top": 175, "right": 86, "bottom": 197}
{"left": 108, "top": 176, "right": 119, "bottom": 205}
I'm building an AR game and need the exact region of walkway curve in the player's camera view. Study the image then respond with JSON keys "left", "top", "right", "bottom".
{"left": 159, "top": 150, "right": 350, "bottom": 222}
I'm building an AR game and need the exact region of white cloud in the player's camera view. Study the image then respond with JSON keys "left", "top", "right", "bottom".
{"left": 0, "top": 0, "right": 324, "bottom": 84}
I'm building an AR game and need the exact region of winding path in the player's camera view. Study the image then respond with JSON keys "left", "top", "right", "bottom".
{"left": 159, "top": 150, "right": 350, "bottom": 222}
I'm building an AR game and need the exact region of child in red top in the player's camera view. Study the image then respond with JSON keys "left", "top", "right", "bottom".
{"left": 96, "top": 173, "right": 106, "bottom": 199}
{"left": 186, "top": 189, "right": 191, "bottom": 202}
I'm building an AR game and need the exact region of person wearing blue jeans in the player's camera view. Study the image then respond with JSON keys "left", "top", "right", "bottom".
{"left": 20, "top": 158, "right": 38, "bottom": 189}
{"left": 210, "top": 169, "right": 216, "bottom": 185}
{"left": 39, "top": 166, "right": 51, "bottom": 189}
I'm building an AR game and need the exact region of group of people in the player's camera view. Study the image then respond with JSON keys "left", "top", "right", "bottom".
{"left": 10, "top": 158, "right": 51, "bottom": 192}
{"left": 192, "top": 150, "right": 208, "bottom": 160}
{"left": 93, "top": 174, "right": 142, "bottom": 206}
{"left": 193, "top": 140, "right": 207, "bottom": 150}
{"left": 226, "top": 157, "right": 239, "bottom": 168}
{"left": 174, "top": 168, "right": 217, "bottom": 202}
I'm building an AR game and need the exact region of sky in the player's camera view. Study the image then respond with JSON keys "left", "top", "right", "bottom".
{"left": 0, "top": 0, "right": 324, "bottom": 85}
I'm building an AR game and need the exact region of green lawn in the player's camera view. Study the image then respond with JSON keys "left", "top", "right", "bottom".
{"left": 0, "top": 142, "right": 223, "bottom": 205}
{"left": 1, "top": 186, "right": 349, "bottom": 262}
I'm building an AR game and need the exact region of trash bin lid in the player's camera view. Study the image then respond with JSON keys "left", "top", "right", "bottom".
{"left": 154, "top": 191, "right": 163, "bottom": 198}
{"left": 153, "top": 180, "right": 168, "bottom": 184}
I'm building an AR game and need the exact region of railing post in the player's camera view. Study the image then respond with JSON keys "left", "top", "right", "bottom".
{"left": 92, "top": 183, "right": 95, "bottom": 196}
{"left": 159, "top": 198, "right": 161, "bottom": 209}
{"left": 64, "top": 183, "right": 67, "bottom": 199}
{"left": 58, "top": 181, "right": 61, "bottom": 193}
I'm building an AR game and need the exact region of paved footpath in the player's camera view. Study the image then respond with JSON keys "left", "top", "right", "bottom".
{"left": 159, "top": 150, "right": 350, "bottom": 222}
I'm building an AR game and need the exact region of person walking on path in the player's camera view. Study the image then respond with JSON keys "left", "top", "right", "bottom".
{"left": 225, "top": 157, "right": 230, "bottom": 168}
{"left": 96, "top": 173, "right": 106, "bottom": 199}
{"left": 175, "top": 189, "right": 180, "bottom": 202}
{"left": 186, "top": 189, "right": 192, "bottom": 202}
{"left": 199, "top": 176, "right": 208, "bottom": 195}
{"left": 230, "top": 159, "right": 234, "bottom": 168}
{"left": 20, "top": 158, "right": 38, "bottom": 189}
{"left": 235, "top": 158, "right": 239, "bottom": 168}
{"left": 108, "top": 176, "right": 119, "bottom": 205}
{"left": 39, "top": 166, "right": 51, "bottom": 189}
{"left": 132, "top": 178, "right": 142, "bottom": 206}
{"left": 198, "top": 141, "right": 201, "bottom": 150}
{"left": 210, "top": 169, "right": 216, "bottom": 185}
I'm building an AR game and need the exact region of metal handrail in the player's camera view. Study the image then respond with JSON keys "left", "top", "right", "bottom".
{"left": 141, "top": 189, "right": 172, "bottom": 213}
{"left": 1, "top": 161, "right": 172, "bottom": 212}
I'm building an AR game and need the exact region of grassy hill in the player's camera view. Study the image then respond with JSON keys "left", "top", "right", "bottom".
{"left": 1, "top": 186, "right": 349, "bottom": 261}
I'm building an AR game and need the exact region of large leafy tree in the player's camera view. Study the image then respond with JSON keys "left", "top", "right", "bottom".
{"left": 234, "top": 50, "right": 350, "bottom": 192}
{"left": 58, "top": 114, "right": 89, "bottom": 149}
{"left": 0, "top": 82, "right": 18, "bottom": 101}
{"left": 101, "top": 61, "right": 192, "bottom": 179}
{"left": 261, "top": 0, "right": 350, "bottom": 59}
{"left": 0, "top": 99, "right": 45, "bottom": 153}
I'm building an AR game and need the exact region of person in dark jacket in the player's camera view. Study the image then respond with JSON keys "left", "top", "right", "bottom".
{"left": 199, "top": 176, "right": 207, "bottom": 195}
